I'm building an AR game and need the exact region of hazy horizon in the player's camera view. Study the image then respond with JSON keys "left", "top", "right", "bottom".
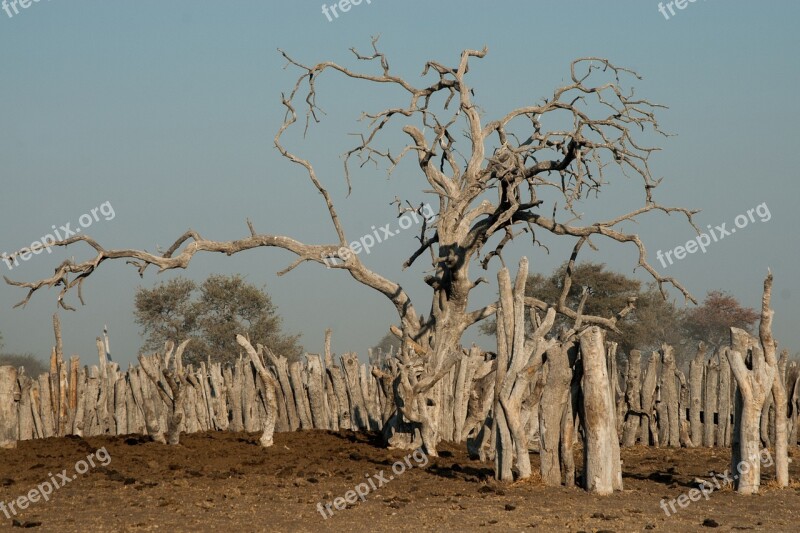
{"left": 1, "top": 0, "right": 798, "bottom": 369}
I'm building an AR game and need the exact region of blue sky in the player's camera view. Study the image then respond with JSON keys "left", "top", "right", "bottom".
{"left": 1, "top": 0, "right": 798, "bottom": 368}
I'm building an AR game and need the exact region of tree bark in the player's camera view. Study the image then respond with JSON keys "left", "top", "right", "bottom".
{"left": 704, "top": 352, "right": 719, "bottom": 447}
{"left": 0, "top": 366, "right": 20, "bottom": 449}
{"left": 640, "top": 353, "right": 659, "bottom": 446}
{"left": 717, "top": 348, "right": 732, "bottom": 447}
{"left": 493, "top": 259, "right": 556, "bottom": 481}
{"left": 728, "top": 326, "right": 775, "bottom": 494}
{"left": 660, "top": 344, "right": 680, "bottom": 447}
{"left": 236, "top": 336, "right": 279, "bottom": 447}
{"left": 688, "top": 342, "right": 706, "bottom": 447}
{"left": 772, "top": 350, "right": 789, "bottom": 487}
{"left": 539, "top": 340, "right": 576, "bottom": 485}
{"left": 306, "top": 354, "right": 329, "bottom": 430}
{"left": 580, "top": 326, "right": 623, "bottom": 495}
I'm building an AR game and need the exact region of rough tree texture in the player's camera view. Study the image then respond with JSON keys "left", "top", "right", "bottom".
{"left": 235, "top": 335, "right": 279, "bottom": 447}
{"left": 640, "top": 353, "right": 660, "bottom": 446}
{"left": 717, "top": 348, "right": 732, "bottom": 447}
{"left": 689, "top": 342, "right": 706, "bottom": 447}
{"left": 704, "top": 351, "right": 720, "bottom": 447}
{"left": 659, "top": 344, "right": 680, "bottom": 447}
{"left": 580, "top": 326, "right": 623, "bottom": 495}
{"left": 0, "top": 366, "right": 19, "bottom": 449}
{"left": 493, "top": 258, "right": 556, "bottom": 481}
{"left": 621, "top": 350, "right": 642, "bottom": 447}
{"left": 757, "top": 274, "right": 788, "bottom": 487}
{"left": 539, "top": 340, "right": 577, "bottom": 485}
{"left": 139, "top": 340, "right": 191, "bottom": 445}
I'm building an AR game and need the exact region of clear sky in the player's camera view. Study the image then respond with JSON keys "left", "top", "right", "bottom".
{"left": 1, "top": 0, "right": 798, "bottom": 368}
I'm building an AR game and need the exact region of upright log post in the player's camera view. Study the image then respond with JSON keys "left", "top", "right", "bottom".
{"left": 717, "top": 348, "right": 733, "bottom": 446}
{"left": 704, "top": 352, "right": 720, "bottom": 447}
{"left": 580, "top": 326, "right": 623, "bottom": 495}
{"left": 236, "top": 336, "right": 279, "bottom": 447}
{"left": 621, "top": 350, "right": 642, "bottom": 446}
{"left": 640, "top": 353, "right": 659, "bottom": 446}
{"left": 0, "top": 366, "right": 20, "bottom": 449}
{"left": 660, "top": 344, "right": 680, "bottom": 447}
{"left": 494, "top": 258, "right": 556, "bottom": 482}
{"left": 758, "top": 273, "right": 788, "bottom": 487}
{"left": 688, "top": 342, "right": 706, "bottom": 447}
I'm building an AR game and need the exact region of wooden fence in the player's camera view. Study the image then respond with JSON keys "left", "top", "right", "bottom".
{"left": 1, "top": 340, "right": 799, "bottom": 450}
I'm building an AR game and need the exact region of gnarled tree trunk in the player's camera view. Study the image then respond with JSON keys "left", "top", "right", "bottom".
{"left": 494, "top": 258, "right": 556, "bottom": 481}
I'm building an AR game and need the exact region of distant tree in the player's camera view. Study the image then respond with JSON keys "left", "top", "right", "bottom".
{"left": 620, "top": 284, "right": 694, "bottom": 354}
{"left": 0, "top": 330, "right": 48, "bottom": 376}
{"left": 481, "top": 262, "right": 684, "bottom": 357}
{"left": 135, "top": 274, "right": 303, "bottom": 365}
{"left": 134, "top": 278, "right": 199, "bottom": 354}
{"left": 683, "top": 290, "right": 759, "bottom": 350}
{"left": 0, "top": 353, "right": 48, "bottom": 377}
{"left": 369, "top": 331, "right": 402, "bottom": 367}
{"left": 371, "top": 331, "right": 402, "bottom": 354}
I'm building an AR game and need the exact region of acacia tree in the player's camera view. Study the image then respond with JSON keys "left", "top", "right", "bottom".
{"left": 480, "top": 263, "right": 687, "bottom": 358}
{"left": 134, "top": 274, "right": 303, "bottom": 365}
{"left": 6, "top": 41, "right": 697, "bottom": 457}
{"left": 685, "top": 290, "right": 759, "bottom": 350}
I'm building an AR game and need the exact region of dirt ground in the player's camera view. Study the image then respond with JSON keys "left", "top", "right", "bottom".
{"left": 1, "top": 431, "right": 799, "bottom": 533}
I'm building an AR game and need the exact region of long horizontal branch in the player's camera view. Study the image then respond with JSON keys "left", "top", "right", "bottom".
{"left": 4, "top": 229, "right": 420, "bottom": 334}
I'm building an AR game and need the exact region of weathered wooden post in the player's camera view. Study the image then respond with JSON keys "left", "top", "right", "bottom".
{"left": 688, "top": 342, "right": 706, "bottom": 447}
{"left": 236, "top": 336, "right": 279, "bottom": 447}
{"left": 728, "top": 272, "right": 782, "bottom": 495}
{"left": 494, "top": 258, "right": 556, "bottom": 482}
{"left": 717, "top": 348, "right": 732, "bottom": 446}
{"left": 0, "top": 366, "right": 20, "bottom": 449}
{"left": 704, "top": 352, "right": 720, "bottom": 447}
{"left": 580, "top": 326, "right": 623, "bottom": 495}
{"left": 621, "top": 350, "right": 642, "bottom": 447}
{"left": 640, "top": 353, "right": 659, "bottom": 446}
{"left": 660, "top": 344, "right": 680, "bottom": 447}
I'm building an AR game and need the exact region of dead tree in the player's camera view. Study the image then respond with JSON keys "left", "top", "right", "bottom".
{"left": 758, "top": 274, "right": 788, "bottom": 487}
{"left": 5, "top": 42, "right": 697, "bottom": 455}
{"left": 727, "top": 272, "right": 780, "bottom": 493}
{"left": 493, "top": 257, "right": 556, "bottom": 481}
